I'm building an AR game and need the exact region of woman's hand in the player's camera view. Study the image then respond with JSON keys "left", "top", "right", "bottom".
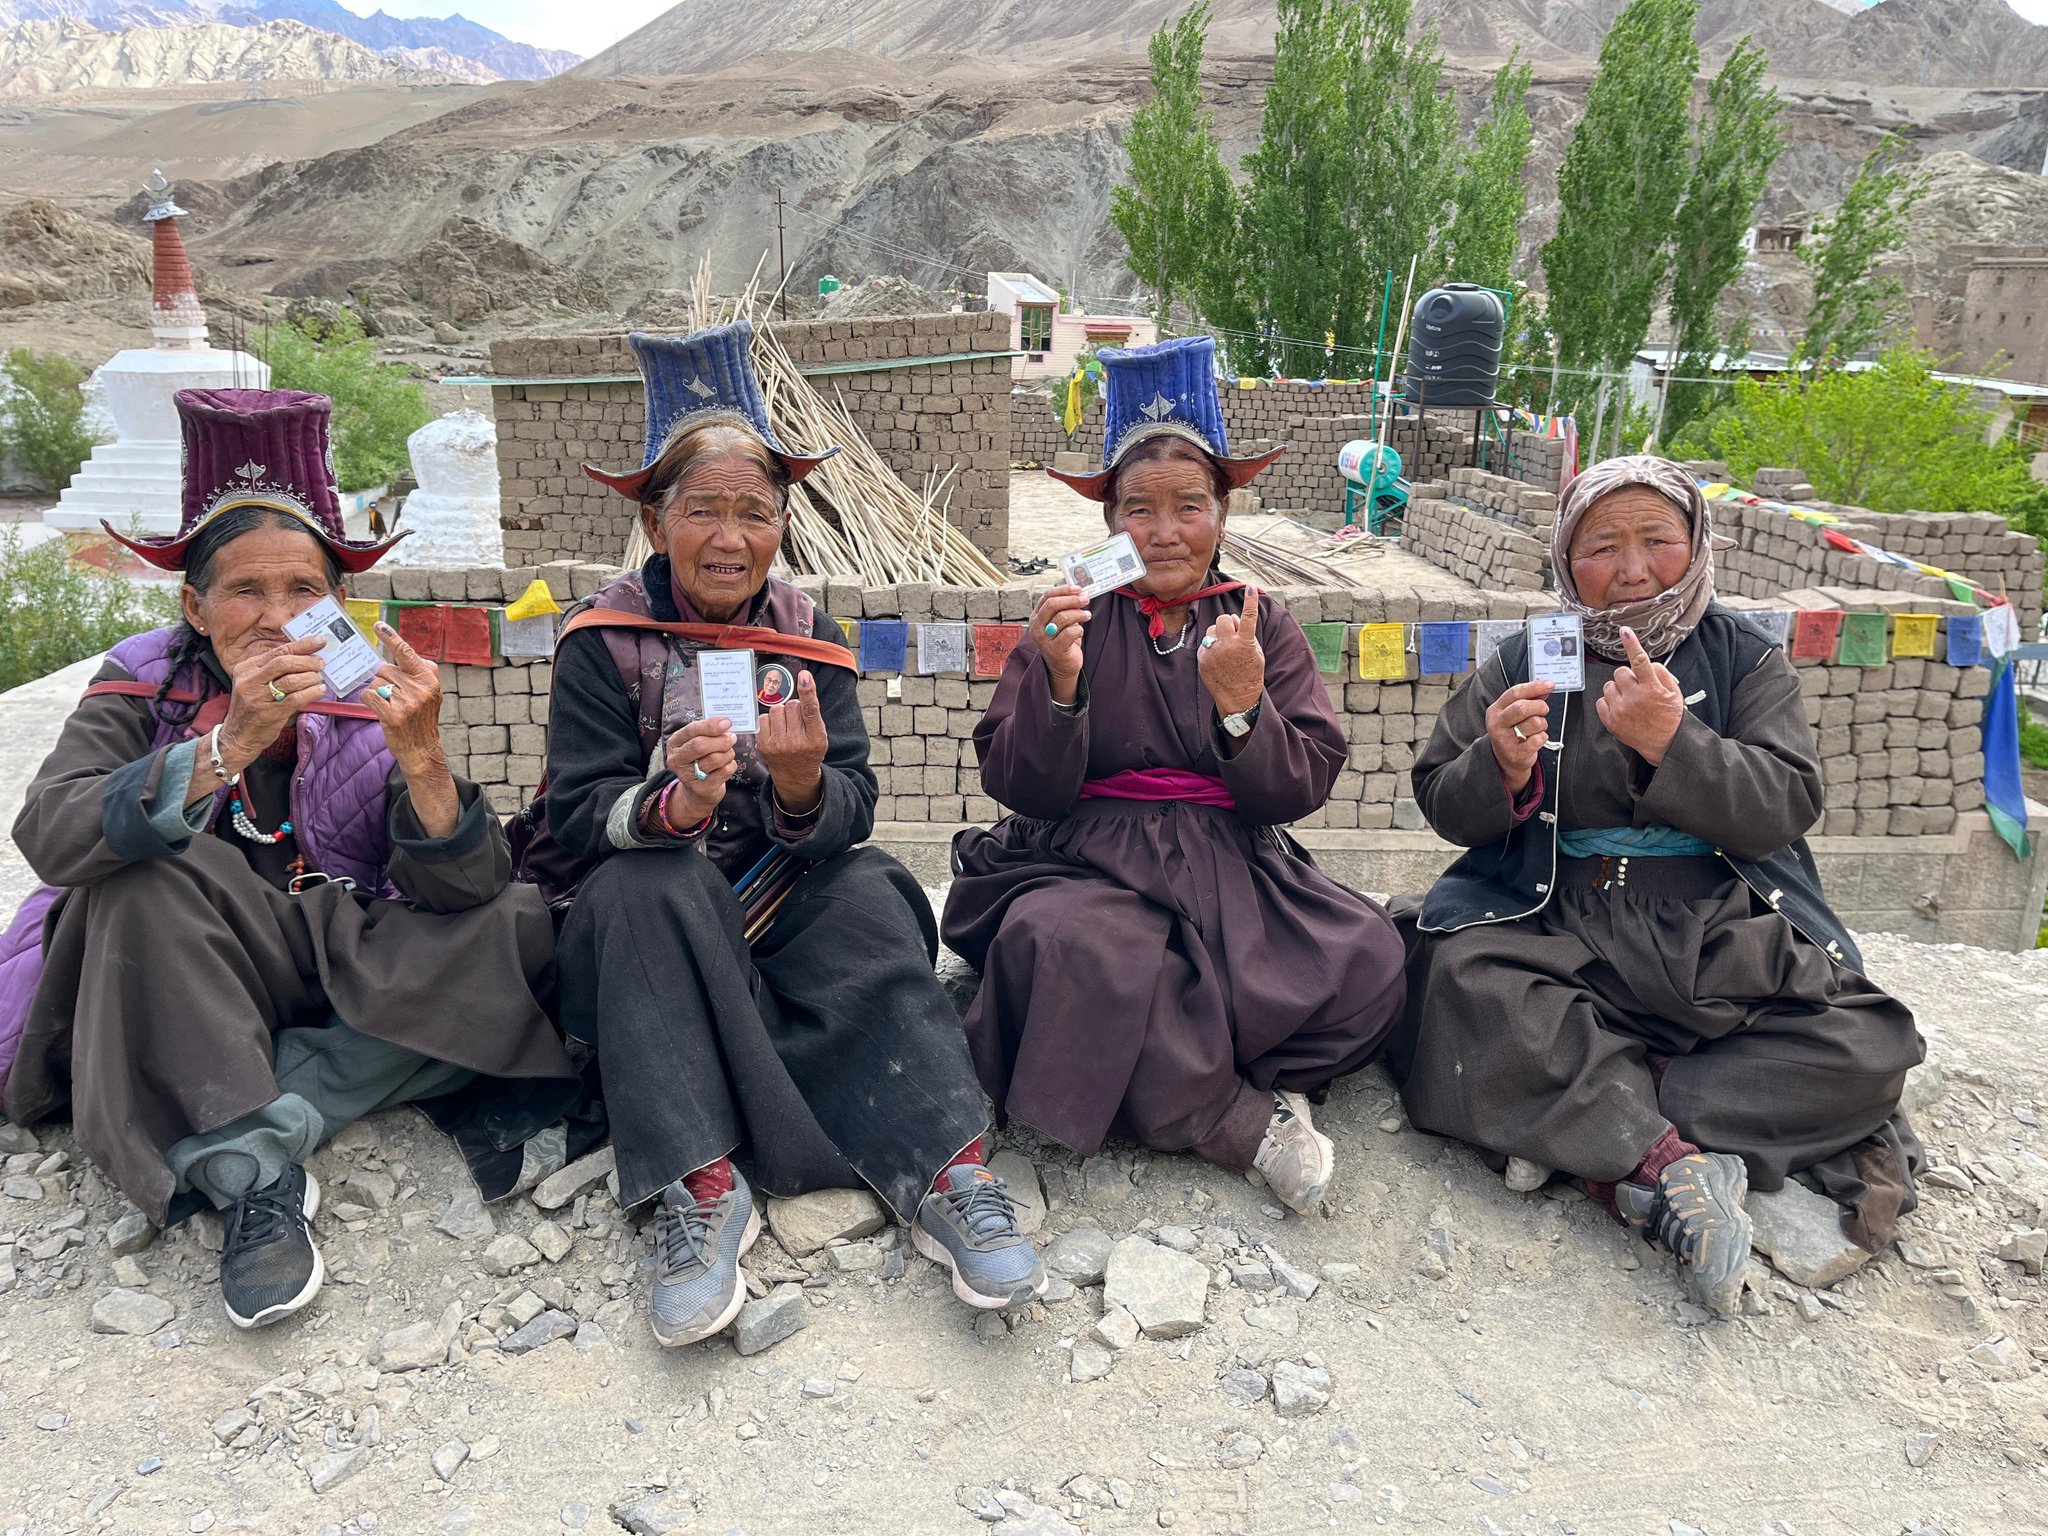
{"left": 1031, "top": 584, "right": 1090, "bottom": 706}
{"left": 1596, "top": 627, "right": 1686, "bottom": 767}
{"left": 364, "top": 622, "right": 460, "bottom": 838}
{"left": 215, "top": 636, "right": 327, "bottom": 776}
{"left": 756, "top": 670, "right": 830, "bottom": 816}
{"left": 1198, "top": 587, "right": 1265, "bottom": 720}
{"left": 662, "top": 717, "right": 738, "bottom": 829}
{"left": 1486, "top": 680, "right": 1554, "bottom": 794}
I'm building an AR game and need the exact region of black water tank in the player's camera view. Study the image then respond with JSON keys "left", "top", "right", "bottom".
{"left": 1402, "top": 283, "right": 1505, "bottom": 407}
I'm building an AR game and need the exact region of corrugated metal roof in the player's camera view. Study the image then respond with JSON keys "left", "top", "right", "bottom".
{"left": 992, "top": 272, "right": 1058, "bottom": 305}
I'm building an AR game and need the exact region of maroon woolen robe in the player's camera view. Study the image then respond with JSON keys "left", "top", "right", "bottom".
{"left": 939, "top": 582, "right": 1405, "bottom": 1171}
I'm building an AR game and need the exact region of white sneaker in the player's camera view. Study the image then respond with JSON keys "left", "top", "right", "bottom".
{"left": 1247, "top": 1091, "right": 1336, "bottom": 1215}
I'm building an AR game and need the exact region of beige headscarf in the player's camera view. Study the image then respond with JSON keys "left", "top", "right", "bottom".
{"left": 1552, "top": 455, "right": 1721, "bottom": 661}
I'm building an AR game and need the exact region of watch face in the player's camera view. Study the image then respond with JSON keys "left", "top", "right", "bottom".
{"left": 1223, "top": 712, "right": 1251, "bottom": 737}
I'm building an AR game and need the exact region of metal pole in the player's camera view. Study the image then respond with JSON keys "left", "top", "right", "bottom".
{"left": 774, "top": 187, "right": 789, "bottom": 322}
{"left": 1372, "top": 268, "right": 1393, "bottom": 393}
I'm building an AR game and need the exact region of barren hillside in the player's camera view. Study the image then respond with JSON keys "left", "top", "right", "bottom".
{"left": 0, "top": 16, "right": 479, "bottom": 96}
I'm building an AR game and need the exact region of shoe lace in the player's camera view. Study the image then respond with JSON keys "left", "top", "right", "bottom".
{"left": 226, "top": 1183, "right": 295, "bottom": 1253}
{"left": 656, "top": 1194, "right": 718, "bottom": 1280}
{"left": 938, "top": 1176, "right": 1021, "bottom": 1242}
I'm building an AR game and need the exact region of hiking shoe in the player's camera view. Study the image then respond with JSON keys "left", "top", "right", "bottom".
{"left": 1247, "top": 1091, "right": 1335, "bottom": 1215}
{"left": 220, "top": 1163, "right": 323, "bottom": 1330}
{"left": 1616, "top": 1151, "right": 1752, "bottom": 1318}
{"left": 913, "top": 1165, "right": 1046, "bottom": 1310}
{"left": 648, "top": 1169, "right": 760, "bottom": 1348}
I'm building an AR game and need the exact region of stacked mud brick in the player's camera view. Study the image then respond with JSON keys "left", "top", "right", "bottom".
{"left": 488, "top": 312, "right": 1013, "bottom": 566}
{"left": 1398, "top": 467, "right": 1558, "bottom": 591}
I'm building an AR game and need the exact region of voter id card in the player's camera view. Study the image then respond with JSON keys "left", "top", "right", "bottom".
{"left": 284, "top": 595, "right": 383, "bottom": 700}
{"left": 1059, "top": 531, "right": 1146, "bottom": 601}
{"left": 697, "top": 648, "right": 760, "bottom": 734}
{"left": 1526, "top": 612, "right": 1585, "bottom": 693}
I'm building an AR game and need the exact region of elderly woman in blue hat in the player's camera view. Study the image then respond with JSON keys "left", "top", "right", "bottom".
{"left": 541, "top": 320, "right": 1042, "bottom": 1350}
{"left": 941, "top": 336, "right": 1407, "bottom": 1216}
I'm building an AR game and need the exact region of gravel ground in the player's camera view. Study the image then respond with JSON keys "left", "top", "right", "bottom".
{"left": 0, "top": 664, "right": 2043, "bottom": 1536}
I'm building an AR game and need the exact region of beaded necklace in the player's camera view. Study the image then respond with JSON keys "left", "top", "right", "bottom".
{"left": 229, "top": 781, "right": 294, "bottom": 848}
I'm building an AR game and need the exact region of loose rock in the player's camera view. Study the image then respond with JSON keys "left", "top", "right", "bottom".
{"left": 436, "top": 1189, "right": 496, "bottom": 1243}
{"left": 731, "top": 1282, "right": 808, "bottom": 1355}
{"left": 1069, "top": 1343, "right": 1113, "bottom": 1382}
{"left": 375, "top": 1301, "right": 463, "bottom": 1372}
{"left": 1747, "top": 1182, "right": 1871, "bottom": 1287}
{"left": 1216, "top": 1431, "right": 1264, "bottom": 1469}
{"left": 106, "top": 1209, "right": 154, "bottom": 1255}
{"left": 499, "top": 1308, "right": 578, "bottom": 1355}
{"left": 431, "top": 1439, "right": 469, "bottom": 1481}
{"left": 482, "top": 1233, "right": 542, "bottom": 1275}
{"left": 532, "top": 1147, "right": 615, "bottom": 1211}
{"left": 307, "top": 1447, "right": 368, "bottom": 1494}
{"left": 1905, "top": 1432, "right": 1938, "bottom": 1467}
{"left": 765, "top": 1188, "right": 885, "bottom": 1257}
{"left": 90, "top": 1287, "right": 174, "bottom": 1336}
{"left": 1087, "top": 1306, "right": 1141, "bottom": 1352}
{"left": 1270, "top": 1360, "right": 1331, "bottom": 1417}
{"left": 1102, "top": 1236, "right": 1207, "bottom": 1339}
{"left": 1996, "top": 1228, "right": 2046, "bottom": 1275}
{"left": 611, "top": 1492, "right": 695, "bottom": 1535}
{"left": 988, "top": 1150, "right": 1046, "bottom": 1236}
{"left": 529, "top": 1221, "right": 573, "bottom": 1264}
{"left": 1044, "top": 1226, "right": 1114, "bottom": 1286}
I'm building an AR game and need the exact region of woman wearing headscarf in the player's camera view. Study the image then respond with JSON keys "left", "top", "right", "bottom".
{"left": 942, "top": 337, "right": 1407, "bottom": 1216}
{"left": 543, "top": 321, "right": 1042, "bottom": 1351}
{"left": 1392, "top": 454, "right": 1924, "bottom": 1316}
{"left": 0, "top": 388, "right": 573, "bottom": 1330}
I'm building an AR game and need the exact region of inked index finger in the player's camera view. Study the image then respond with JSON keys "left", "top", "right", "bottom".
{"left": 1620, "top": 626, "right": 1656, "bottom": 682}
{"left": 1241, "top": 586, "right": 1260, "bottom": 632}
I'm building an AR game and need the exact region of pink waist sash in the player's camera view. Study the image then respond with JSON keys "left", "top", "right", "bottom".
{"left": 1078, "top": 767, "right": 1237, "bottom": 811}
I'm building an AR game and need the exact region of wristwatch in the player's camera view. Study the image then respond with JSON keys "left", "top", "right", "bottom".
{"left": 1219, "top": 702, "right": 1261, "bottom": 738}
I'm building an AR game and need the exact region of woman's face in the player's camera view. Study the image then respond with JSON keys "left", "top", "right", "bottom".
{"left": 1567, "top": 487, "right": 1693, "bottom": 611}
{"left": 644, "top": 449, "right": 784, "bottom": 623}
{"left": 1110, "top": 446, "right": 1224, "bottom": 601}
{"left": 182, "top": 522, "right": 340, "bottom": 674}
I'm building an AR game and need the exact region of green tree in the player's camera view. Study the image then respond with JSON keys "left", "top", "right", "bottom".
{"left": 1, "top": 349, "right": 101, "bottom": 495}
{"left": 1796, "top": 130, "right": 1925, "bottom": 369}
{"left": 1660, "top": 36, "right": 1782, "bottom": 442}
{"left": 1110, "top": 2, "right": 1236, "bottom": 328}
{"left": 1703, "top": 347, "right": 2037, "bottom": 513}
{"left": 0, "top": 523, "right": 179, "bottom": 692}
{"left": 1540, "top": 0, "right": 1700, "bottom": 449}
{"left": 256, "top": 312, "right": 431, "bottom": 491}
{"left": 1443, "top": 51, "right": 1534, "bottom": 294}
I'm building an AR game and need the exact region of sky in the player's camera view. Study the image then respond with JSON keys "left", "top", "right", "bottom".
{"left": 342, "top": 0, "right": 2048, "bottom": 58}
{"left": 334, "top": 0, "right": 676, "bottom": 56}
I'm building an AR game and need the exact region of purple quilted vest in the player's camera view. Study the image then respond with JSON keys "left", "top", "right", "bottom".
{"left": 0, "top": 626, "right": 399, "bottom": 1090}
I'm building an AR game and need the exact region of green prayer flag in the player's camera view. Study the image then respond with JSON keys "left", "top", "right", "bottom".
{"left": 1836, "top": 611, "right": 1887, "bottom": 667}
{"left": 1944, "top": 575, "right": 1978, "bottom": 605}
{"left": 1304, "top": 623, "right": 1347, "bottom": 674}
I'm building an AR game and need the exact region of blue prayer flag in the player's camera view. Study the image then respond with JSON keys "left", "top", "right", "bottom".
{"left": 858, "top": 619, "right": 908, "bottom": 673}
{"left": 1983, "top": 653, "right": 2032, "bottom": 861}
{"left": 1946, "top": 613, "right": 1982, "bottom": 668}
{"left": 1417, "top": 621, "right": 1470, "bottom": 676}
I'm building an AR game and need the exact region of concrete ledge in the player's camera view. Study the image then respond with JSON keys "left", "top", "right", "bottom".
{"left": 871, "top": 806, "right": 2048, "bottom": 953}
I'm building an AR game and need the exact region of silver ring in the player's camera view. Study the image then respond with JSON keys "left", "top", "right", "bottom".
{"left": 1200, "top": 635, "right": 1217, "bottom": 650}
{"left": 375, "top": 684, "right": 394, "bottom": 701}
{"left": 693, "top": 765, "right": 709, "bottom": 782}
{"left": 1512, "top": 725, "right": 1526, "bottom": 741}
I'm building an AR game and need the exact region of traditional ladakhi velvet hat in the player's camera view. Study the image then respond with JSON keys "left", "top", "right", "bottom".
{"left": 104, "top": 387, "right": 406, "bottom": 573}
{"left": 1047, "top": 334, "right": 1285, "bottom": 501}
{"left": 584, "top": 319, "right": 839, "bottom": 501}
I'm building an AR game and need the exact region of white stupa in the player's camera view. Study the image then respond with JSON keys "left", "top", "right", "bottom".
{"left": 43, "top": 170, "right": 268, "bottom": 537}
{"left": 386, "top": 409, "right": 505, "bottom": 567}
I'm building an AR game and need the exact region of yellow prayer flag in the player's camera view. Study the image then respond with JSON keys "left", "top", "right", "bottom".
{"left": 344, "top": 599, "right": 384, "bottom": 638}
{"left": 1891, "top": 614, "right": 1938, "bottom": 658}
{"left": 1062, "top": 372, "right": 1082, "bottom": 435}
{"left": 1701, "top": 483, "right": 1730, "bottom": 500}
{"left": 839, "top": 618, "right": 857, "bottom": 644}
{"left": 504, "top": 578, "right": 563, "bottom": 623}
{"left": 1238, "top": 377, "right": 1257, "bottom": 390}
{"left": 1357, "top": 622, "right": 1408, "bottom": 681}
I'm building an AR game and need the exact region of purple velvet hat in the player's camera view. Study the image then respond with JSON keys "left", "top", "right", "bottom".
{"left": 103, "top": 388, "right": 406, "bottom": 573}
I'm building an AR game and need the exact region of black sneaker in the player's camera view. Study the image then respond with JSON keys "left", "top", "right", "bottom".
{"left": 1616, "top": 1151, "right": 1752, "bottom": 1318}
{"left": 220, "top": 1164, "right": 324, "bottom": 1330}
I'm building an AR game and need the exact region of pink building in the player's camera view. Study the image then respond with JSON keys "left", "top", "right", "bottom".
{"left": 987, "top": 272, "right": 1156, "bottom": 379}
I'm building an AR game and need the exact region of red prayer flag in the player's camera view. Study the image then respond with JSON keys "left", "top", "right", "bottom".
{"left": 1790, "top": 609, "right": 1844, "bottom": 660}
{"left": 442, "top": 606, "right": 494, "bottom": 666}
{"left": 1820, "top": 528, "right": 1861, "bottom": 554}
{"left": 973, "top": 623, "right": 1024, "bottom": 679}
{"left": 396, "top": 604, "right": 447, "bottom": 660}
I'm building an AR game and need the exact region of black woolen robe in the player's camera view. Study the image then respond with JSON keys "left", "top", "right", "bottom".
{"left": 940, "top": 581, "right": 1406, "bottom": 1171}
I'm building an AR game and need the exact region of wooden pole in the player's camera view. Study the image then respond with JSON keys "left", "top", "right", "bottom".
{"left": 1376, "top": 254, "right": 1420, "bottom": 454}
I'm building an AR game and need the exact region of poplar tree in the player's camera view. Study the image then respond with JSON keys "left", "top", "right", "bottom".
{"left": 1661, "top": 36, "right": 1782, "bottom": 439}
{"left": 1443, "top": 51, "right": 1535, "bottom": 294}
{"left": 1110, "top": 2, "right": 1236, "bottom": 329}
{"left": 1797, "top": 130, "right": 1925, "bottom": 369}
{"left": 1540, "top": 0, "right": 1700, "bottom": 443}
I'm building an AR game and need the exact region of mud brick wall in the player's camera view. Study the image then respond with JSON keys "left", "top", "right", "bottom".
{"left": 1401, "top": 495, "right": 1549, "bottom": 591}
{"left": 487, "top": 312, "right": 1013, "bottom": 566}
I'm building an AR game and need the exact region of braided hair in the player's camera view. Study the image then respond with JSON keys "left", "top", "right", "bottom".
{"left": 152, "top": 508, "right": 345, "bottom": 728}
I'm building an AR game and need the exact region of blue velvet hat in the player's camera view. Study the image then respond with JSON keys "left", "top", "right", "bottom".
{"left": 584, "top": 318, "right": 838, "bottom": 501}
{"left": 1048, "top": 334, "right": 1284, "bottom": 501}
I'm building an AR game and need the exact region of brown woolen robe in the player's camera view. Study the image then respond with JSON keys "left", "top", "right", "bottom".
{"left": 1390, "top": 644, "right": 1924, "bottom": 1245}
{"left": 5, "top": 665, "right": 572, "bottom": 1222}
{"left": 940, "top": 582, "right": 1406, "bottom": 1172}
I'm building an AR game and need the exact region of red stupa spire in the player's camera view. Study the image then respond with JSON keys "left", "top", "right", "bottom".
{"left": 141, "top": 169, "right": 207, "bottom": 349}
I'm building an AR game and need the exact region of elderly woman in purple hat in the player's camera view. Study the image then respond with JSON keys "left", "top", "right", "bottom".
{"left": 941, "top": 336, "right": 1407, "bottom": 1217}
{"left": 0, "top": 388, "right": 573, "bottom": 1331}
{"left": 541, "top": 322, "right": 1042, "bottom": 1351}
{"left": 1392, "top": 454, "right": 1924, "bottom": 1318}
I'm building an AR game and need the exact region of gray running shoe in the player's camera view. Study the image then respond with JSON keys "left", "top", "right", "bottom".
{"left": 913, "top": 1165, "right": 1047, "bottom": 1310}
{"left": 1616, "top": 1151, "right": 1752, "bottom": 1318}
{"left": 1248, "top": 1090, "right": 1336, "bottom": 1215}
{"left": 648, "top": 1168, "right": 761, "bottom": 1348}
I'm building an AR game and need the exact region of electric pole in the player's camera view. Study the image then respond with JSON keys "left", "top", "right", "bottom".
{"left": 774, "top": 187, "right": 790, "bottom": 321}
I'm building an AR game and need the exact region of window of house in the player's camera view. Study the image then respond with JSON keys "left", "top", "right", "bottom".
{"left": 1019, "top": 304, "right": 1053, "bottom": 353}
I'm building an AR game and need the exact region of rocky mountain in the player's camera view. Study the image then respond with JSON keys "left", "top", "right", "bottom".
{"left": 0, "top": 16, "right": 484, "bottom": 94}
{"left": 580, "top": 0, "right": 2048, "bottom": 88}
{"left": 0, "top": 0, "right": 578, "bottom": 81}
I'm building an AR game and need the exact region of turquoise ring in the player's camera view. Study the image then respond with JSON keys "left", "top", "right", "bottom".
{"left": 375, "top": 684, "right": 394, "bottom": 700}
{"left": 1044, "top": 622, "right": 1058, "bottom": 637}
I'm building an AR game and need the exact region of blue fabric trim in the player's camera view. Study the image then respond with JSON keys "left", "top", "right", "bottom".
{"left": 102, "top": 742, "right": 209, "bottom": 862}
{"left": 1556, "top": 825, "right": 1715, "bottom": 859}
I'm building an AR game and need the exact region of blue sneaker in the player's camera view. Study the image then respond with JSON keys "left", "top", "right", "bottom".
{"left": 648, "top": 1168, "right": 761, "bottom": 1347}
{"left": 912, "top": 1165, "right": 1046, "bottom": 1310}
